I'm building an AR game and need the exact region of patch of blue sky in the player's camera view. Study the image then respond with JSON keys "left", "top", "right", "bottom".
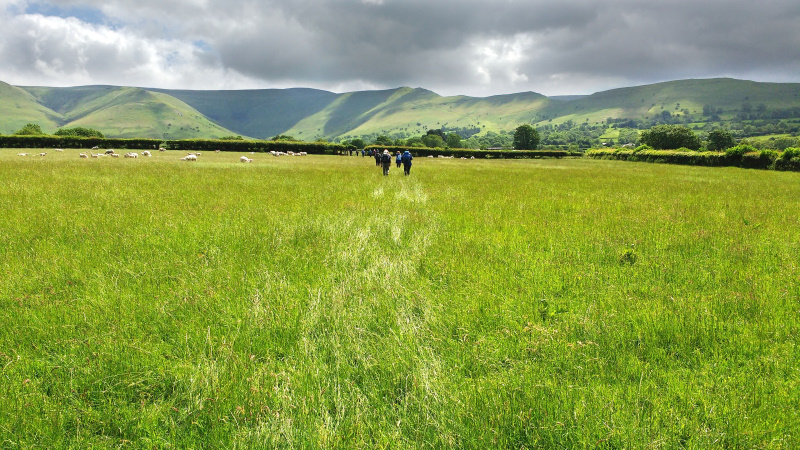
{"left": 25, "top": 2, "right": 109, "bottom": 25}
{"left": 193, "top": 40, "right": 212, "bottom": 52}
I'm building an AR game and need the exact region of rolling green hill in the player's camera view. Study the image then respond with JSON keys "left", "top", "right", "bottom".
{"left": 2, "top": 78, "right": 800, "bottom": 140}
{"left": 20, "top": 86, "right": 238, "bottom": 139}
{"left": 0, "top": 81, "right": 63, "bottom": 134}
{"left": 148, "top": 87, "right": 338, "bottom": 139}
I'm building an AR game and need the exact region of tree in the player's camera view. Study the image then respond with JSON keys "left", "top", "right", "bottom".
{"left": 405, "top": 136, "right": 425, "bottom": 147}
{"left": 350, "top": 138, "right": 365, "bottom": 149}
{"left": 706, "top": 129, "right": 735, "bottom": 151}
{"left": 513, "top": 124, "right": 540, "bottom": 150}
{"left": 14, "top": 123, "right": 44, "bottom": 135}
{"left": 421, "top": 134, "right": 446, "bottom": 148}
{"left": 639, "top": 124, "right": 701, "bottom": 150}
{"left": 271, "top": 134, "right": 297, "bottom": 141}
{"left": 446, "top": 133, "right": 462, "bottom": 148}
{"left": 374, "top": 135, "right": 392, "bottom": 146}
{"left": 54, "top": 127, "right": 104, "bottom": 138}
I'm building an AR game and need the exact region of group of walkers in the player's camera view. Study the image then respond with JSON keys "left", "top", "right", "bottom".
{"left": 367, "top": 148, "right": 413, "bottom": 176}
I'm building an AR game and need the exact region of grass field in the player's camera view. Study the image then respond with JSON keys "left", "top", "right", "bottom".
{"left": 1, "top": 150, "right": 798, "bottom": 447}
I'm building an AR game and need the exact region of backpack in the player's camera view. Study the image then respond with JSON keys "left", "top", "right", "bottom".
{"left": 381, "top": 153, "right": 391, "bottom": 163}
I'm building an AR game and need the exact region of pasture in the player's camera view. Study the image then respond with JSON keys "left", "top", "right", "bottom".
{"left": 0, "top": 150, "right": 798, "bottom": 448}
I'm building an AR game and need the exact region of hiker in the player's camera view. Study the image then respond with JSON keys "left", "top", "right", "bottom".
{"left": 395, "top": 151, "right": 402, "bottom": 168}
{"left": 401, "top": 150, "right": 413, "bottom": 176}
{"left": 374, "top": 149, "right": 381, "bottom": 166}
{"left": 381, "top": 149, "right": 392, "bottom": 175}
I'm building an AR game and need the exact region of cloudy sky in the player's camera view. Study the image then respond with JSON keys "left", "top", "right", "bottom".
{"left": 1, "top": 0, "right": 799, "bottom": 97}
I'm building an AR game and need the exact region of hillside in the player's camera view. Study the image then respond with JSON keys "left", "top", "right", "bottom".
{"left": 2, "top": 78, "right": 800, "bottom": 141}
{"left": 539, "top": 78, "right": 800, "bottom": 125}
{"left": 148, "top": 87, "right": 338, "bottom": 139}
{"left": 20, "top": 86, "right": 238, "bottom": 139}
{"left": 0, "top": 81, "right": 63, "bottom": 134}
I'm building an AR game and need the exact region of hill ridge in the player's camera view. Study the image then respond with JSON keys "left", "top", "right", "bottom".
{"left": 3, "top": 78, "right": 800, "bottom": 140}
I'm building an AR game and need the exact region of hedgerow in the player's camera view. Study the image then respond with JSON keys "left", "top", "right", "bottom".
{"left": 587, "top": 146, "right": 800, "bottom": 171}
{"left": 0, "top": 135, "right": 346, "bottom": 154}
{"left": 0, "top": 135, "right": 162, "bottom": 149}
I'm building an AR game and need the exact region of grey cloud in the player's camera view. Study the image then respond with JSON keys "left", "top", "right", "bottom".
{"left": 4, "top": 0, "right": 800, "bottom": 95}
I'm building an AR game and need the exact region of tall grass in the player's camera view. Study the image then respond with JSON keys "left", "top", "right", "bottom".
{"left": 0, "top": 151, "right": 798, "bottom": 447}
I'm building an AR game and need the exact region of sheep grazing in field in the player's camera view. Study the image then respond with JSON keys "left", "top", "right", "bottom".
{"left": 159, "top": 147, "right": 166, "bottom": 152}
{"left": 142, "top": 151, "right": 152, "bottom": 157}
{"left": 215, "top": 149, "right": 221, "bottom": 153}
{"left": 17, "top": 152, "right": 29, "bottom": 156}
{"left": 240, "top": 156, "right": 253, "bottom": 163}
{"left": 55, "top": 148, "right": 64, "bottom": 152}
{"left": 181, "top": 154, "right": 198, "bottom": 161}
{"left": 79, "top": 153, "right": 89, "bottom": 158}
{"left": 124, "top": 152, "right": 139, "bottom": 158}
{"left": 105, "top": 149, "right": 115, "bottom": 155}
{"left": 91, "top": 146, "right": 100, "bottom": 150}
{"left": 91, "top": 153, "right": 100, "bottom": 158}
{"left": 39, "top": 152, "right": 47, "bottom": 156}
{"left": 111, "top": 153, "right": 120, "bottom": 158}
{"left": 427, "top": 155, "right": 434, "bottom": 158}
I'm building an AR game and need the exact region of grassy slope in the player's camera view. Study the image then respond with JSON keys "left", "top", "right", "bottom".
{"left": 148, "top": 88, "right": 338, "bottom": 139}
{"left": 286, "top": 90, "right": 553, "bottom": 139}
{"left": 285, "top": 78, "right": 800, "bottom": 138}
{"left": 0, "top": 81, "right": 63, "bottom": 134}
{"left": 21, "top": 86, "right": 238, "bottom": 139}
{"left": 0, "top": 152, "right": 797, "bottom": 447}
{"left": 6, "top": 78, "right": 800, "bottom": 140}
{"left": 540, "top": 78, "right": 800, "bottom": 126}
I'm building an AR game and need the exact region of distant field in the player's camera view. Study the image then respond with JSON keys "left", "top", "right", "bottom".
{"left": 1, "top": 150, "right": 798, "bottom": 447}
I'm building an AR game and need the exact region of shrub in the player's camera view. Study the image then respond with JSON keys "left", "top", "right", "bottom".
{"left": 725, "top": 144, "right": 756, "bottom": 158}
{"left": 54, "top": 127, "right": 105, "bottom": 138}
{"left": 640, "top": 125, "right": 701, "bottom": 150}
{"left": 706, "top": 129, "right": 735, "bottom": 151}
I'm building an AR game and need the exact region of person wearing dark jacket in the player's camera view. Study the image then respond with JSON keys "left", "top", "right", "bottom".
{"left": 374, "top": 149, "right": 381, "bottom": 166}
{"left": 395, "top": 151, "right": 402, "bottom": 168}
{"left": 380, "top": 149, "right": 392, "bottom": 175}
{"left": 401, "top": 150, "right": 413, "bottom": 176}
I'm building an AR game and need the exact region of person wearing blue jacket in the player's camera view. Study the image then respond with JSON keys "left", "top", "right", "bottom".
{"left": 395, "top": 151, "right": 402, "bottom": 168}
{"left": 401, "top": 150, "right": 413, "bottom": 176}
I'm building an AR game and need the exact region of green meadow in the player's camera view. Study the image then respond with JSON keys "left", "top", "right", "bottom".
{"left": 0, "top": 151, "right": 798, "bottom": 448}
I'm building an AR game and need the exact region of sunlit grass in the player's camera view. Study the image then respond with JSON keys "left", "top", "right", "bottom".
{"left": 1, "top": 149, "right": 798, "bottom": 447}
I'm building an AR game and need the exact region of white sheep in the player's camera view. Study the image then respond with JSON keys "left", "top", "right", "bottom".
{"left": 240, "top": 156, "right": 253, "bottom": 163}
{"left": 79, "top": 153, "right": 89, "bottom": 158}
{"left": 17, "top": 152, "right": 29, "bottom": 156}
{"left": 111, "top": 153, "right": 120, "bottom": 158}
{"left": 142, "top": 151, "right": 152, "bottom": 157}
{"left": 39, "top": 152, "right": 47, "bottom": 156}
{"left": 55, "top": 148, "right": 64, "bottom": 152}
{"left": 159, "top": 147, "right": 166, "bottom": 152}
{"left": 181, "top": 154, "right": 198, "bottom": 161}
